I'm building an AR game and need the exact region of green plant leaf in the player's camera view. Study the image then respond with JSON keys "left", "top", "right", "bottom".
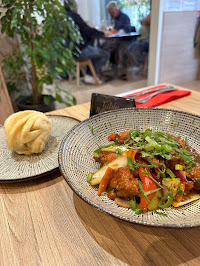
{"left": 72, "top": 96, "right": 77, "bottom": 105}
{"left": 55, "top": 93, "right": 62, "bottom": 103}
{"left": 38, "top": 80, "right": 43, "bottom": 94}
{"left": 43, "top": 95, "right": 51, "bottom": 106}
{"left": 32, "top": 40, "right": 40, "bottom": 46}
{"left": 45, "top": 76, "right": 53, "bottom": 85}
{"left": 11, "top": 19, "right": 18, "bottom": 28}
{"left": 0, "top": 0, "right": 80, "bottom": 106}
{"left": 55, "top": 67, "right": 64, "bottom": 74}
{"left": 23, "top": 25, "right": 31, "bottom": 33}
{"left": 12, "top": 7, "right": 20, "bottom": 17}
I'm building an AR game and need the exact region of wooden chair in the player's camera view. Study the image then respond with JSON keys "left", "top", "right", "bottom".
{"left": 0, "top": 65, "right": 14, "bottom": 125}
{"left": 69, "top": 59, "right": 99, "bottom": 87}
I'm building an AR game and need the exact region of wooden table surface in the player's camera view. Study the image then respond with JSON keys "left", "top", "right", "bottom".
{"left": 1, "top": 84, "right": 200, "bottom": 265}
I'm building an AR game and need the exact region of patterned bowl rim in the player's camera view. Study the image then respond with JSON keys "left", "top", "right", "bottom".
{"left": 58, "top": 107, "right": 200, "bottom": 228}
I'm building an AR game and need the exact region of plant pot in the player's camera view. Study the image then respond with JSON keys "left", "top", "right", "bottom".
{"left": 17, "top": 95, "right": 55, "bottom": 112}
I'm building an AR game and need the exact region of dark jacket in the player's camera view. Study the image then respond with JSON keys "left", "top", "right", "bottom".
{"left": 114, "top": 11, "right": 131, "bottom": 33}
{"left": 68, "top": 11, "right": 104, "bottom": 50}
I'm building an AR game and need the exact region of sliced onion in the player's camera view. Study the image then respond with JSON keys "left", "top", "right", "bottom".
{"left": 152, "top": 171, "right": 162, "bottom": 185}
{"left": 115, "top": 197, "right": 131, "bottom": 208}
{"left": 172, "top": 170, "right": 187, "bottom": 182}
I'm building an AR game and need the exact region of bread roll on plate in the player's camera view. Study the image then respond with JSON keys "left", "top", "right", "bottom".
{"left": 4, "top": 110, "right": 51, "bottom": 155}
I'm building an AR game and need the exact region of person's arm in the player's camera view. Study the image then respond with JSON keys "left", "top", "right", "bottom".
{"left": 141, "top": 14, "right": 150, "bottom": 26}
{"left": 84, "top": 22, "right": 104, "bottom": 38}
{"left": 70, "top": 12, "right": 104, "bottom": 38}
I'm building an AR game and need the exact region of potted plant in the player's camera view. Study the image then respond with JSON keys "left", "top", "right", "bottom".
{"left": 0, "top": 0, "right": 81, "bottom": 111}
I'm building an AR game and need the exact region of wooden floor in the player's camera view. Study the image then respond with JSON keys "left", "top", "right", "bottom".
{"left": 54, "top": 68, "right": 148, "bottom": 109}
{"left": 46, "top": 72, "right": 200, "bottom": 110}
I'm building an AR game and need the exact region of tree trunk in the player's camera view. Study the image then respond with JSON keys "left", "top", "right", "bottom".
{"left": 26, "top": 2, "right": 39, "bottom": 105}
{"left": 31, "top": 61, "right": 39, "bottom": 105}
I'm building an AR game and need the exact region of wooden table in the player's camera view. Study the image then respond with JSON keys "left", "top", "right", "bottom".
{"left": 97, "top": 32, "right": 140, "bottom": 69}
{"left": 107, "top": 32, "right": 141, "bottom": 41}
{"left": 1, "top": 84, "right": 200, "bottom": 265}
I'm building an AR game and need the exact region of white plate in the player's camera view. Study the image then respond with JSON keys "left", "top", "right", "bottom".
{"left": 0, "top": 115, "right": 79, "bottom": 181}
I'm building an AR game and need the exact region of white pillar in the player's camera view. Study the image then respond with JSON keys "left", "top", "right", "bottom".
{"left": 147, "top": 0, "right": 165, "bottom": 85}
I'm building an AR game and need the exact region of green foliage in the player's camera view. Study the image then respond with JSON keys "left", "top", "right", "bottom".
{"left": 2, "top": 49, "right": 27, "bottom": 95}
{"left": 107, "top": 0, "right": 151, "bottom": 26}
{"left": 111, "top": 0, "right": 151, "bottom": 9}
{"left": 1, "top": 0, "right": 81, "bottom": 106}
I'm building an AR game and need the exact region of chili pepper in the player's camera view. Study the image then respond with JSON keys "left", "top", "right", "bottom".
{"left": 158, "top": 193, "right": 173, "bottom": 209}
{"left": 138, "top": 167, "right": 157, "bottom": 211}
{"left": 98, "top": 167, "right": 115, "bottom": 196}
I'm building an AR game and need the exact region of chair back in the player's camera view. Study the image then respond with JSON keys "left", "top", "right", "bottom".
{"left": 131, "top": 26, "right": 136, "bottom": 32}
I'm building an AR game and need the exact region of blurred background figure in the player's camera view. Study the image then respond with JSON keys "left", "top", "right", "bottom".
{"left": 128, "top": 13, "right": 150, "bottom": 69}
{"left": 116, "top": 13, "right": 150, "bottom": 80}
{"left": 137, "top": 13, "right": 150, "bottom": 43}
{"left": 107, "top": 1, "right": 132, "bottom": 33}
{"left": 64, "top": 0, "right": 110, "bottom": 84}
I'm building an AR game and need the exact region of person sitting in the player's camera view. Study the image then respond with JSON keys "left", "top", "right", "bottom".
{"left": 128, "top": 13, "right": 150, "bottom": 68}
{"left": 107, "top": 1, "right": 132, "bottom": 33}
{"left": 114, "top": 13, "right": 150, "bottom": 80}
{"left": 64, "top": 0, "right": 110, "bottom": 84}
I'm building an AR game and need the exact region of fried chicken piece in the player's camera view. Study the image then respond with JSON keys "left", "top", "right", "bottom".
{"left": 185, "top": 181, "right": 194, "bottom": 192}
{"left": 165, "top": 156, "right": 185, "bottom": 170}
{"left": 187, "top": 164, "right": 200, "bottom": 180}
{"left": 110, "top": 166, "right": 139, "bottom": 198}
{"left": 108, "top": 190, "right": 117, "bottom": 200}
{"left": 186, "top": 163, "right": 200, "bottom": 190}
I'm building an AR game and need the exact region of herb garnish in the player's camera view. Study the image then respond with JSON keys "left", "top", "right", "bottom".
{"left": 93, "top": 142, "right": 115, "bottom": 157}
{"left": 88, "top": 125, "right": 94, "bottom": 135}
{"left": 87, "top": 172, "right": 93, "bottom": 183}
{"left": 154, "top": 210, "right": 168, "bottom": 216}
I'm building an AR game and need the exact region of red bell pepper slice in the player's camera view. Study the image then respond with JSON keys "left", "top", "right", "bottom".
{"left": 108, "top": 131, "right": 130, "bottom": 144}
{"left": 169, "top": 134, "right": 185, "bottom": 147}
{"left": 138, "top": 167, "right": 157, "bottom": 211}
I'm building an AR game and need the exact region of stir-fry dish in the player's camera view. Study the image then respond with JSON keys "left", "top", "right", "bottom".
{"left": 87, "top": 128, "right": 200, "bottom": 215}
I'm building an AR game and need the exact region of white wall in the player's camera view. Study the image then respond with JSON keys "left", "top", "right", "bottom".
{"left": 164, "top": 0, "right": 200, "bottom": 11}
{"left": 147, "top": 0, "right": 200, "bottom": 86}
{"left": 147, "top": 0, "right": 165, "bottom": 86}
{"left": 76, "top": 0, "right": 101, "bottom": 28}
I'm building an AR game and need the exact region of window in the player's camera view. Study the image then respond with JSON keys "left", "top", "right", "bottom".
{"left": 104, "top": 0, "right": 151, "bottom": 31}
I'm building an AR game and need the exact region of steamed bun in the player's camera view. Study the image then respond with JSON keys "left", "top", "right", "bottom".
{"left": 4, "top": 110, "right": 51, "bottom": 155}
